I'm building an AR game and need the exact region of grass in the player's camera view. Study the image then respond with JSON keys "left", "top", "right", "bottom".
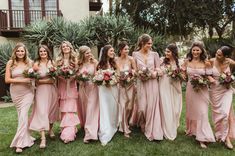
{"left": 0, "top": 95, "right": 234, "bottom": 156}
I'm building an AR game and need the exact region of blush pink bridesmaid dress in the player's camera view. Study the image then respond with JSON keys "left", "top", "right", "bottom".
{"left": 185, "top": 67, "right": 215, "bottom": 143}
{"left": 29, "top": 64, "right": 59, "bottom": 132}
{"left": 132, "top": 51, "right": 163, "bottom": 141}
{"left": 10, "top": 66, "right": 35, "bottom": 148}
{"left": 58, "top": 73, "right": 80, "bottom": 143}
{"left": 209, "top": 66, "right": 235, "bottom": 142}
{"left": 78, "top": 63, "right": 99, "bottom": 142}
{"left": 117, "top": 58, "right": 136, "bottom": 136}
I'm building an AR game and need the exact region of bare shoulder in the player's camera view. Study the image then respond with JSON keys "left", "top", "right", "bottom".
{"left": 6, "top": 60, "right": 13, "bottom": 66}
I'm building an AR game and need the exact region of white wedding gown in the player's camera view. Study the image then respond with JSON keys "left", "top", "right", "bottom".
{"left": 98, "top": 85, "right": 118, "bottom": 145}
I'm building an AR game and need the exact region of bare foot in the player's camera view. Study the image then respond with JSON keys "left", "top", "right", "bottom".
{"left": 124, "top": 133, "right": 130, "bottom": 138}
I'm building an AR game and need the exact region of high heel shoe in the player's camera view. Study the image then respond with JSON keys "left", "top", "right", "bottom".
{"left": 200, "top": 142, "right": 207, "bottom": 149}
{"left": 225, "top": 140, "right": 234, "bottom": 150}
{"left": 49, "top": 130, "right": 55, "bottom": 138}
{"left": 16, "top": 147, "right": 22, "bottom": 153}
{"left": 39, "top": 138, "right": 46, "bottom": 149}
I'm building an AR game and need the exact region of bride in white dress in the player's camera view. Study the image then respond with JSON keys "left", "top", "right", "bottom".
{"left": 97, "top": 45, "right": 119, "bottom": 146}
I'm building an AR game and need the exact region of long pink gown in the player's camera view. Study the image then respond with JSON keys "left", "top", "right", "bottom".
{"left": 132, "top": 51, "right": 163, "bottom": 141}
{"left": 117, "top": 58, "right": 136, "bottom": 135}
{"left": 209, "top": 66, "right": 235, "bottom": 141}
{"left": 186, "top": 67, "right": 215, "bottom": 142}
{"left": 78, "top": 63, "right": 99, "bottom": 142}
{"left": 10, "top": 66, "right": 35, "bottom": 148}
{"left": 29, "top": 64, "right": 59, "bottom": 132}
{"left": 159, "top": 64, "right": 182, "bottom": 140}
{"left": 58, "top": 69, "right": 80, "bottom": 142}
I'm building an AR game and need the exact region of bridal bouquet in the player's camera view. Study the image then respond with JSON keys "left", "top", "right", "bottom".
{"left": 93, "top": 69, "right": 118, "bottom": 86}
{"left": 46, "top": 66, "right": 57, "bottom": 78}
{"left": 219, "top": 71, "right": 235, "bottom": 89}
{"left": 57, "top": 66, "right": 75, "bottom": 79}
{"left": 118, "top": 69, "right": 136, "bottom": 87}
{"left": 190, "top": 74, "right": 209, "bottom": 92}
{"left": 166, "top": 66, "right": 184, "bottom": 81}
{"left": 23, "top": 67, "right": 40, "bottom": 79}
{"left": 76, "top": 70, "right": 92, "bottom": 82}
{"left": 137, "top": 67, "right": 152, "bottom": 81}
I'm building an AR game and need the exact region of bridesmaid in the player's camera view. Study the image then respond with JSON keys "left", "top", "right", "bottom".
{"left": 5, "top": 43, "right": 34, "bottom": 153}
{"left": 29, "top": 45, "right": 58, "bottom": 148}
{"left": 132, "top": 34, "right": 163, "bottom": 141}
{"left": 77, "top": 46, "right": 99, "bottom": 143}
{"left": 183, "top": 41, "right": 215, "bottom": 148}
{"left": 116, "top": 41, "right": 137, "bottom": 138}
{"left": 209, "top": 46, "right": 235, "bottom": 149}
{"left": 159, "top": 43, "right": 182, "bottom": 140}
{"left": 97, "top": 45, "right": 119, "bottom": 146}
{"left": 56, "top": 41, "right": 80, "bottom": 143}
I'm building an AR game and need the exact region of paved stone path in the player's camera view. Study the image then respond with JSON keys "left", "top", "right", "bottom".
{"left": 0, "top": 102, "right": 14, "bottom": 108}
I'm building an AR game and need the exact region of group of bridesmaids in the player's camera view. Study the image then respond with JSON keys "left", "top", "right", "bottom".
{"left": 4, "top": 34, "right": 235, "bottom": 153}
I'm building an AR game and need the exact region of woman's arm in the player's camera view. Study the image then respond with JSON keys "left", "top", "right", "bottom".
{"left": 5, "top": 60, "right": 31, "bottom": 84}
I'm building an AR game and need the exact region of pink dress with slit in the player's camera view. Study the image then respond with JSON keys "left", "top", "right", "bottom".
{"left": 10, "top": 66, "right": 35, "bottom": 148}
{"left": 209, "top": 66, "right": 235, "bottom": 141}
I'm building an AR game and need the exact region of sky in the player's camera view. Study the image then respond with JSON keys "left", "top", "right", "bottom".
{"left": 102, "top": 0, "right": 109, "bottom": 13}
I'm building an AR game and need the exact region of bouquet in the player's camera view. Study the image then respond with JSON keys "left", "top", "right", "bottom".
{"left": 57, "top": 66, "right": 75, "bottom": 79}
{"left": 76, "top": 70, "right": 91, "bottom": 82}
{"left": 46, "top": 66, "right": 57, "bottom": 78}
{"left": 190, "top": 74, "right": 209, "bottom": 92}
{"left": 23, "top": 67, "right": 40, "bottom": 79}
{"left": 219, "top": 72, "right": 235, "bottom": 89}
{"left": 137, "top": 67, "right": 152, "bottom": 81}
{"left": 93, "top": 69, "right": 118, "bottom": 87}
{"left": 118, "top": 69, "right": 136, "bottom": 87}
{"left": 166, "top": 66, "right": 184, "bottom": 81}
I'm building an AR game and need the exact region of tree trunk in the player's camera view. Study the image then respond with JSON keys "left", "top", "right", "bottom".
{"left": 109, "top": 0, "right": 113, "bottom": 15}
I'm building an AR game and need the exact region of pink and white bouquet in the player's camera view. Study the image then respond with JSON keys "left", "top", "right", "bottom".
{"left": 190, "top": 74, "right": 209, "bottom": 92}
{"left": 118, "top": 69, "right": 136, "bottom": 87}
{"left": 219, "top": 72, "right": 235, "bottom": 89}
{"left": 76, "top": 70, "right": 92, "bottom": 82}
{"left": 57, "top": 66, "right": 75, "bottom": 79}
{"left": 166, "top": 66, "right": 184, "bottom": 81}
{"left": 137, "top": 67, "right": 152, "bottom": 81}
{"left": 46, "top": 66, "right": 57, "bottom": 78}
{"left": 23, "top": 66, "right": 40, "bottom": 79}
{"left": 93, "top": 69, "right": 118, "bottom": 87}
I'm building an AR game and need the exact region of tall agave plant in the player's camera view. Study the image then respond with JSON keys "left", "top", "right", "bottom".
{"left": 0, "top": 43, "right": 14, "bottom": 76}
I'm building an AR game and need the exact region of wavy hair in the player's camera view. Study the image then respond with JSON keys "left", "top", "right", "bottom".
{"left": 35, "top": 44, "right": 53, "bottom": 66}
{"left": 56, "top": 41, "right": 77, "bottom": 67}
{"left": 136, "top": 34, "right": 152, "bottom": 51}
{"left": 118, "top": 41, "right": 128, "bottom": 56}
{"left": 10, "top": 43, "right": 31, "bottom": 68}
{"left": 97, "top": 45, "right": 116, "bottom": 70}
{"left": 186, "top": 41, "right": 207, "bottom": 62}
{"left": 163, "top": 43, "right": 179, "bottom": 68}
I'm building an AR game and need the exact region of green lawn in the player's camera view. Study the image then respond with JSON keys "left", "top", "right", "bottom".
{"left": 0, "top": 96, "right": 234, "bottom": 156}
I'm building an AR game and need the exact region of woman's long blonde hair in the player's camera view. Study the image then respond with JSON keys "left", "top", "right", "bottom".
{"left": 56, "top": 41, "right": 77, "bottom": 67}
{"left": 78, "top": 45, "right": 96, "bottom": 67}
{"left": 10, "top": 43, "right": 31, "bottom": 68}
